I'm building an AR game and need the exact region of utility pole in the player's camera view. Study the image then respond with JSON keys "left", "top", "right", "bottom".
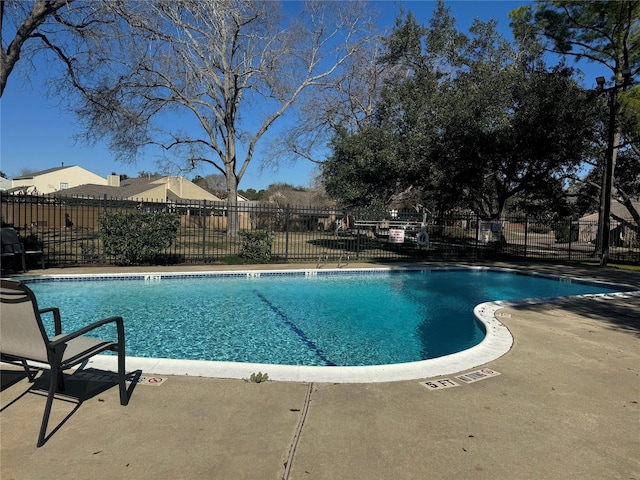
{"left": 595, "top": 69, "right": 632, "bottom": 267}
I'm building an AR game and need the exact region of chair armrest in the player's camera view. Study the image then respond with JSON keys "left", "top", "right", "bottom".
{"left": 49, "top": 316, "right": 124, "bottom": 347}
{"left": 39, "top": 307, "right": 62, "bottom": 335}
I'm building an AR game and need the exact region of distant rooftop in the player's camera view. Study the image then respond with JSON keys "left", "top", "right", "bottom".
{"left": 12, "top": 165, "right": 73, "bottom": 180}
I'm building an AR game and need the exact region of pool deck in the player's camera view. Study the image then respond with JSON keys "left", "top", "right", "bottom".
{"left": 2, "top": 262, "right": 639, "bottom": 479}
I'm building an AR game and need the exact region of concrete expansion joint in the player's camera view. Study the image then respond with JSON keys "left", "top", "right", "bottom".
{"left": 282, "top": 382, "right": 314, "bottom": 480}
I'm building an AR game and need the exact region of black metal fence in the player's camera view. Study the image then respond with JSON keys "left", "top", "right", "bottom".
{"left": 2, "top": 192, "right": 639, "bottom": 268}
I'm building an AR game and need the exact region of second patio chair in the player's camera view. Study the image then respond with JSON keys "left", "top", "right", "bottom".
{"left": 1, "top": 227, "right": 45, "bottom": 271}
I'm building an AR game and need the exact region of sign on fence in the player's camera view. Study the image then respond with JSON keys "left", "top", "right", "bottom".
{"left": 388, "top": 228, "right": 405, "bottom": 244}
{"left": 478, "top": 221, "right": 503, "bottom": 243}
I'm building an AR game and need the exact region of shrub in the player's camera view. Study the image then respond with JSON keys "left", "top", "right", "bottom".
{"left": 528, "top": 224, "right": 551, "bottom": 234}
{"left": 554, "top": 221, "right": 579, "bottom": 243}
{"left": 238, "top": 230, "right": 273, "bottom": 263}
{"left": 21, "top": 233, "right": 43, "bottom": 250}
{"left": 99, "top": 211, "right": 180, "bottom": 265}
{"left": 81, "top": 243, "right": 101, "bottom": 264}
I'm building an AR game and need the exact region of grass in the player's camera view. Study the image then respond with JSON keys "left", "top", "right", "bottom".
{"left": 608, "top": 263, "right": 640, "bottom": 273}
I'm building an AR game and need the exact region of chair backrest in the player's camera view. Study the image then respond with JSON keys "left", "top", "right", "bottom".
{"left": 0, "top": 280, "right": 49, "bottom": 363}
{"left": 1, "top": 228, "right": 25, "bottom": 254}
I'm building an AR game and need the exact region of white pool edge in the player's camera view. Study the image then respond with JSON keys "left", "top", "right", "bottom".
{"left": 83, "top": 292, "right": 639, "bottom": 384}
{"left": 14, "top": 267, "right": 639, "bottom": 383}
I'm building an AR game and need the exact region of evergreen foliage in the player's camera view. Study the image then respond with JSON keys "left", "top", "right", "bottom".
{"left": 98, "top": 211, "right": 180, "bottom": 265}
{"left": 323, "top": 1, "right": 603, "bottom": 219}
{"left": 238, "top": 230, "right": 273, "bottom": 264}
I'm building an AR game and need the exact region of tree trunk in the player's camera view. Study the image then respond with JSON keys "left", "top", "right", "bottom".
{"left": 616, "top": 188, "right": 640, "bottom": 227}
{"left": 225, "top": 166, "right": 239, "bottom": 239}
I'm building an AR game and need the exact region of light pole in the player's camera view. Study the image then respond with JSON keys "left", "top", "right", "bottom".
{"left": 595, "top": 69, "right": 632, "bottom": 267}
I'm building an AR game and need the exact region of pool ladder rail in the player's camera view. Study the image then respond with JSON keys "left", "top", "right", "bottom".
{"left": 316, "top": 251, "right": 350, "bottom": 269}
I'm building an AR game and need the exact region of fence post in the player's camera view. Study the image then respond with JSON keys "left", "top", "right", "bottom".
{"left": 524, "top": 215, "right": 529, "bottom": 260}
{"left": 474, "top": 214, "right": 480, "bottom": 260}
{"left": 568, "top": 217, "right": 572, "bottom": 261}
{"left": 202, "top": 200, "right": 207, "bottom": 263}
{"left": 285, "top": 204, "right": 290, "bottom": 262}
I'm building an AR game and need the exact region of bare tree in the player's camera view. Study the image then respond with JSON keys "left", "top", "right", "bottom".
{"left": 0, "top": 0, "right": 119, "bottom": 97}
{"left": 74, "top": 0, "right": 371, "bottom": 236}
{"left": 1, "top": 0, "right": 69, "bottom": 96}
{"left": 266, "top": 31, "right": 391, "bottom": 167}
{"left": 196, "top": 174, "right": 227, "bottom": 198}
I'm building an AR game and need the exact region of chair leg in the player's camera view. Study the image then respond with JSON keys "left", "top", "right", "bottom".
{"left": 118, "top": 347, "right": 128, "bottom": 406}
{"left": 21, "top": 360, "right": 36, "bottom": 382}
{"left": 57, "top": 370, "right": 65, "bottom": 392}
{"left": 37, "top": 369, "right": 59, "bottom": 447}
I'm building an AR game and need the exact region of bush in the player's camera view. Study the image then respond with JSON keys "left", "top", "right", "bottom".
{"left": 528, "top": 224, "right": 551, "bottom": 234}
{"left": 21, "top": 233, "right": 43, "bottom": 250}
{"left": 238, "top": 230, "right": 273, "bottom": 263}
{"left": 81, "top": 243, "right": 101, "bottom": 264}
{"left": 554, "top": 221, "right": 579, "bottom": 243}
{"left": 99, "top": 211, "right": 180, "bottom": 265}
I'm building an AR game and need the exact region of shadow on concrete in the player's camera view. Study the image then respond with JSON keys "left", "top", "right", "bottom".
{"left": 1, "top": 366, "right": 140, "bottom": 446}
{"left": 513, "top": 297, "right": 640, "bottom": 337}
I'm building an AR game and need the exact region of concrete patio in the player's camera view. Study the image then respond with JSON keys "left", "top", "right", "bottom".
{"left": 1, "top": 262, "right": 639, "bottom": 479}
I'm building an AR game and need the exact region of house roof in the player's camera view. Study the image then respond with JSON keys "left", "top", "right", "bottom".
{"left": 266, "top": 188, "right": 334, "bottom": 207}
{"left": 116, "top": 177, "right": 168, "bottom": 198}
{"left": 49, "top": 176, "right": 222, "bottom": 202}
{"left": 49, "top": 184, "right": 120, "bottom": 198}
{"left": 13, "top": 166, "right": 72, "bottom": 180}
{"left": 610, "top": 200, "right": 639, "bottom": 221}
{"left": 48, "top": 177, "right": 159, "bottom": 199}
{"left": 580, "top": 200, "right": 640, "bottom": 222}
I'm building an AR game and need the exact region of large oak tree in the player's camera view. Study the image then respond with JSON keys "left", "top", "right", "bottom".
{"left": 323, "top": 3, "right": 599, "bottom": 219}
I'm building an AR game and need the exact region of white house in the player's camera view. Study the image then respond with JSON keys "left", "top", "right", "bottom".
{"left": 55, "top": 174, "right": 223, "bottom": 203}
{"left": 0, "top": 177, "right": 11, "bottom": 191}
{"left": 11, "top": 165, "right": 108, "bottom": 195}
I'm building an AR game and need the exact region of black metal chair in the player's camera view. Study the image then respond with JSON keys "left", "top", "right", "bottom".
{"left": 0, "top": 279, "right": 127, "bottom": 447}
{"left": 1, "top": 228, "right": 45, "bottom": 272}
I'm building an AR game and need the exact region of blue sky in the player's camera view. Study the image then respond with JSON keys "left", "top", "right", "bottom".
{"left": 1, "top": 1, "right": 607, "bottom": 191}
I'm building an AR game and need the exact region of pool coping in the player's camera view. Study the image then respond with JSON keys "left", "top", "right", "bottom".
{"left": 14, "top": 266, "right": 640, "bottom": 383}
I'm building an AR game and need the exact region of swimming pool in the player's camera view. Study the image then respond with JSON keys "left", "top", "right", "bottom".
{"left": 22, "top": 266, "right": 629, "bottom": 382}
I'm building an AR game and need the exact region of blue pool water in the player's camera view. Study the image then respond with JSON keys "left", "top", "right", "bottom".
{"left": 26, "top": 269, "right": 622, "bottom": 367}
